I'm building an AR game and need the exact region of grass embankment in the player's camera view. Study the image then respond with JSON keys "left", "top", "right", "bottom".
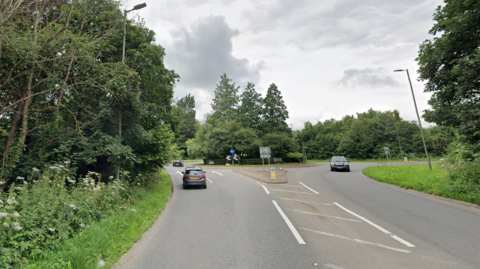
{"left": 363, "top": 163, "right": 480, "bottom": 205}
{"left": 308, "top": 157, "right": 443, "bottom": 163}
{"left": 24, "top": 171, "right": 172, "bottom": 269}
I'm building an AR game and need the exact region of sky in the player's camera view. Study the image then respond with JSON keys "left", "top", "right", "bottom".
{"left": 125, "top": 0, "right": 445, "bottom": 130}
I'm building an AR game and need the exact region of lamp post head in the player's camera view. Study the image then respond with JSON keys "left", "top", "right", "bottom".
{"left": 394, "top": 69, "right": 405, "bottom": 72}
{"left": 133, "top": 3, "right": 147, "bottom": 10}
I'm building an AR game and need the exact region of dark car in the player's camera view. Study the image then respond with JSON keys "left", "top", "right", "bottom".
{"left": 173, "top": 159, "right": 184, "bottom": 167}
{"left": 330, "top": 156, "right": 350, "bottom": 172}
{"left": 182, "top": 167, "right": 207, "bottom": 189}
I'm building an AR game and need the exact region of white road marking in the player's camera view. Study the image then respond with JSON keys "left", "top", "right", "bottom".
{"left": 206, "top": 178, "right": 213, "bottom": 184}
{"left": 324, "top": 264, "right": 346, "bottom": 269}
{"left": 333, "top": 202, "right": 416, "bottom": 248}
{"left": 269, "top": 189, "right": 313, "bottom": 195}
{"left": 212, "top": 171, "right": 223, "bottom": 176}
{"left": 299, "top": 182, "right": 319, "bottom": 194}
{"left": 301, "top": 228, "right": 411, "bottom": 253}
{"left": 176, "top": 172, "right": 182, "bottom": 175}
{"left": 272, "top": 200, "right": 306, "bottom": 245}
{"left": 257, "top": 182, "right": 270, "bottom": 194}
{"left": 280, "top": 185, "right": 304, "bottom": 188}
{"left": 288, "top": 209, "right": 362, "bottom": 222}
{"left": 279, "top": 198, "right": 333, "bottom": 206}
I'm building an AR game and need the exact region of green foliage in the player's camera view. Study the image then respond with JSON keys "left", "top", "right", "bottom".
{"left": 261, "top": 83, "right": 290, "bottom": 135}
{"left": 442, "top": 140, "right": 480, "bottom": 184}
{"left": 286, "top": 152, "right": 303, "bottom": 163}
{"left": 208, "top": 73, "right": 240, "bottom": 124}
{"left": 262, "top": 133, "right": 298, "bottom": 158}
{"left": 0, "top": 164, "right": 154, "bottom": 268}
{"left": 417, "top": 0, "right": 480, "bottom": 143}
{"left": 237, "top": 83, "right": 263, "bottom": 129}
{"left": 297, "top": 109, "right": 454, "bottom": 160}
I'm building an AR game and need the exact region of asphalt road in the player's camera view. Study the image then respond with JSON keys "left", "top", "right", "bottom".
{"left": 114, "top": 162, "right": 480, "bottom": 269}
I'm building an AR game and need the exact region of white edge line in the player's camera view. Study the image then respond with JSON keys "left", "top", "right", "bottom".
{"left": 206, "top": 178, "right": 213, "bottom": 184}
{"left": 301, "top": 228, "right": 410, "bottom": 253}
{"left": 299, "top": 182, "right": 319, "bottom": 194}
{"left": 261, "top": 184, "right": 270, "bottom": 194}
{"left": 333, "top": 202, "right": 415, "bottom": 248}
{"left": 272, "top": 200, "right": 306, "bottom": 245}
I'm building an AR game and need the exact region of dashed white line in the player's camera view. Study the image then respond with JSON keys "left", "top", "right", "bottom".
{"left": 279, "top": 198, "right": 333, "bottom": 206}
{"left": 206, "top": 178, "right": 213, "bottom": 184}
{"left": 333, "top": 202, "right": 416, "bottom": 248}
{"left": 272, "top": 200, "right": 306, "bottom": 245}
{"left": 301, "top": 228, "right": 411, "bottom": 253}
{"left": 176, "top": 172, "right": 182, "bottom": 175}
{"left": 288, "top": 209, "right": 362, "bottom": 222}
{"left": 299, "top": 182, "right": 319, "bottom": 194}
{"left": 269, "top": 189, "right": 313, "bottom": 195}
{"left": 212, "top": 171, "right": 223, "bottom": 176}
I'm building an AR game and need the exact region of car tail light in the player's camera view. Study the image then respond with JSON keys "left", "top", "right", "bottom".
{"left": 200, "top": 174, "right": 206, "bottom": 179}
{"left": 184, "top": 174, "right": 190, "bottom": 179}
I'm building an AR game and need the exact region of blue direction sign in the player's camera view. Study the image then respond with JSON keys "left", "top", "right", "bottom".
{"left": 270, "top": 168, "right": 275, "bottom": 172}
{"left": 230, "top": 149, "right": 235, "bottom": 154}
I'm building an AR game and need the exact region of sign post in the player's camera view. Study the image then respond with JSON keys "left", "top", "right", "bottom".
{"left": 383, "top": 147, "right": 390, "bottom": 162}
{"left": 270, "top": 167, "right": 276, "bottom": 179}
{"left": 259, "top": 147, "right": 271, "bottom": 171}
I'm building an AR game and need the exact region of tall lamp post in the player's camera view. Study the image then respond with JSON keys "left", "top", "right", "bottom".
{"left": 394, "top": 69, "right": 432, "bottom": 170}
{"left": 117, "top": 3, "right": 147, "bottom": 179}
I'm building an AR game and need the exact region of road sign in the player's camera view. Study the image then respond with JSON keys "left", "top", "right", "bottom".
{"left": 383, "top": 147, "right": 390, "bottom": 155}
{"left": 230, "top": 149, "right": 235, "bottom": 154}
{"left": 226, "top": 155, "right": 232, "bottom": 161}
{"left": 259, "top": 147, "right": 271, "bottom": 158}
{"left": 270, "top": 167, "right": 276, "bottom": 179}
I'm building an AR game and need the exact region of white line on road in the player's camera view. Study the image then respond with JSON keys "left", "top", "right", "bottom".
{"left": 260, "top": 184, "right": 270, "bottom": 194}
{"left": 333, "top": 202, "right": 416, "bottom": 248}
{"left": 324, "top": 264, "right": 346, "bottom": 269}
{"left": 301, "top": 228, "right": 411, "bottom": 253}
{"left": 299, "top": 182, "right": 319, "bottom": 194}
{"left": 288, "top": 209, "right": 362, "bottom": 222}
{"left": 212, "top": 171, "right": 223, "bottom": 176}
{"left": 176, "top": 172, "right": 182, "bottom": 175}
{"left": 269, "top": 189, "right": 313, "bottom": 195}
{"left": 206, "top": 178, "right": 213, "bottom": 184}
{"left": 272, "top": 200, "right": 306, "bottom": 245}
{"left": 279, "top": 198, "right": 333, "bottom": 206}
{"left": 280, "top": 185, "right": 304, "bottom": 188}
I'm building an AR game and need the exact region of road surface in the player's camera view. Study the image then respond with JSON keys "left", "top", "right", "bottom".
{"left": 115, "top": 162, "right": 480, "bottom": 269}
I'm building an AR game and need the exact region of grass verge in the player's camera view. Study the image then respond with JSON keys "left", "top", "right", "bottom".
{"left": 363, "top": 163, "right": 480, "bottom": 205}
{"left": 23, "top": 170, "right": 172, "bottom": 269}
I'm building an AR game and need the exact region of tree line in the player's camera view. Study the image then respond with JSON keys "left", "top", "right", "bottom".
{"left": 0, "top": 0, "right": 179, "bottom": 184}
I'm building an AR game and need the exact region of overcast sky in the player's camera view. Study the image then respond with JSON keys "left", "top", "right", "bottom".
{"left": 126, "top": 0, "right": 444, "bottom": 130}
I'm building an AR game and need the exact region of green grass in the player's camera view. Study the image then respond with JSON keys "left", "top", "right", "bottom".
{"left": 23, "top": 170, "right": 172, "bottom": 269}
{"left": 363, "top": 163, "right": 480, "bottom": 205}
{"left": 308, "top": 157, "right": 443, "bottom": 163}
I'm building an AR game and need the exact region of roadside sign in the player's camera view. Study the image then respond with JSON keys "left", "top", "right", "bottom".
{"left": 209, "top": 161, "right": 214, "bottom": 165}
{"left": 230, "top": 149, "right": 235, "bottom": 154}
{"left": 259, "top": 147, "right": 271, "bottom": 158}
{"left": 270, "top": 167, "right": 276, "bottom": 179}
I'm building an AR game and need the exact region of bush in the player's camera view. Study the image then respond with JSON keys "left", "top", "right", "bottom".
{"left": 0, "top": 164, "right": 150, "bottom": 268}
{"left": 285, "top": 152, "right": 303, "bottom": 163}
{"left": 203, "top": 158, "right": 275, "bottom": 165}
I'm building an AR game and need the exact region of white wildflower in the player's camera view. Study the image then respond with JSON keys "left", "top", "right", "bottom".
{"left": 64, "top": 161, "right": 70, "bottom": 164}
{"left": 33, "top": 180, "right": 38, "bottom": 183}
{"left": 3, "top": 222, "right": 9, "bottom": 228}
{"left": 16, "top": 176, "right": 25, "bottom": 180}
{"left": 67, "top": 177, "right": 70, "bottom": 180}
{"left": 0, "top": 200, "right": 3, "bottom": 205}
{"left": 12, "top": 212, "right": 20, "bottom": 218}
{"left": 90, "top": 182, "right": 95, "bottom": 186}
{"left": 131, "top": 209, "right": 136, "bottom": 212}
{"left": 112, "top": 192, "right": 115, "bottom": 195}
{"left": 79, "top": 224, "right": 85, "bottom": 228}
{"left": 23, "top": 181, "right": 28, "bottom": 185}
{"left": 13, "top": 222, "right": 22, "bottom": 231}
{"left": 137, "top": 183, "right": 140, "bottom": 186}
{"left": 112, "top": 186, "right": 117, "bottom": 189}
{"left": 68, "top": 204, "right": 77, "bottom": 210}
{"left": 0, "top": 213, "right": 8, "bottom": 218}
{"left": 14, "top": 187, "right": 22, "bottom": 190}
{"left": 58, "top": 165, "right": 65, "bottom": 168}
{"left": 109, "top": 176, "right": 114, "bottom": 180}
{"left": 6, "top": 197, "right": 15, "bottom": 205}
{"left": 48, "top": 228, "right": 55, "bottom": 232}
{"left": 32, "top": 168, "right": 40, "bottom": 172}
{"left": 0, "top": 181, "right": 5, "bottom": 185}
{"left": 93, "top": 186, "right": 101, "bottom": 191}
{"left": 49, "top": 166, "right": 60, "bottom": 170}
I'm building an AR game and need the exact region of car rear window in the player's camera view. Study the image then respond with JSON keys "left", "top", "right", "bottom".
{"left": 187, "top": 170, "right": 204, "bottom": 175}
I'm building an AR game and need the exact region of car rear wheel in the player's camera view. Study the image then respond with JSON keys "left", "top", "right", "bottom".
{"left": 183, "top": 185, "right": 187, "bottom": 189}
{"left": 204, "top": 184, "right": 207, "bottom": 189}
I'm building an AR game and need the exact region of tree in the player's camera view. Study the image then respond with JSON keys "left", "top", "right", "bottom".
{"left": 237, "top": 82, "right": 263, "bottom": 129}
{"left": 417, "top": 0, "right": 480, "bottom": 143}
{"left": 208, "top": 73, "right": 239, "bottom": 123}
{"left": 173, "top": 94, "right": 197, "bottom": 156}
{"left": 261, "top": 83, "right": 290, "bottom": 135}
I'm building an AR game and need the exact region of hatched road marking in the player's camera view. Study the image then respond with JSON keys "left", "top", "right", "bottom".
{"left": 278, "top": 198, "right": 333, "bottom": 206}
{"left": 269, "top": 189, "right": 313, "bottom": 195}
{"left": 272, "top": 200, "right": 306, "bottom": 245}
{"left": 333, "top": 202, "right": 416, "bottom": 248}
{"left": 299, "top": 182, "right": 319, "bottom": 194}
{"left": 207, "top": 178, "right": 213, "bottom": 184}
{"left": 301, "top": 228, "right": 411, "bottom": 253}
{"left": 288, "top": 209, "right": 362, "bottom": 222}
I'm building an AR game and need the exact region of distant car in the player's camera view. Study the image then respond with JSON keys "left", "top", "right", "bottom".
{"left": 182, "top": 167, "right": 207, "bottom": 189}
{"left": 330, "top": 156, "right": 350, "bottom": 172}
{"left": 173, "top": 159, "right": 184, "bottom": 167}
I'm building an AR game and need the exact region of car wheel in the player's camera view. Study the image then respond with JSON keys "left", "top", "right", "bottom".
{"left": 204, "top": 184, "right": 207, "bottom": 189}
{"left": 183, "top": 185, "right": 186, "bottom": 189}
{"left": 347, "top": 168, "right": 350, "bottom": 172}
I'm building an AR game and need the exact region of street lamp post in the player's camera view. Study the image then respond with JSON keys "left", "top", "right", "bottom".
{"left": 394, "top": 69, "right": 432, "bottom": 170}
{"left": 117, "top": 3, "right": 147, "bottom": 179}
